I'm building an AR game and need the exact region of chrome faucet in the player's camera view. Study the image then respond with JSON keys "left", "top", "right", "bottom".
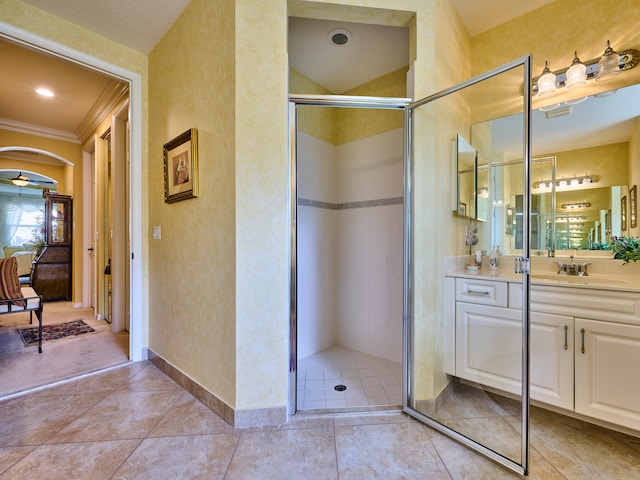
{"left": 556, "top": 255, "right": 591, "bottom": 276}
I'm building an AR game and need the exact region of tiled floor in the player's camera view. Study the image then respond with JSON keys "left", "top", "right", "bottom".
{"left": 297, "top": 345, "right": 402, "bottom": 410}
{"left": 1, "top": 362, "right": 640, "bottom": 479}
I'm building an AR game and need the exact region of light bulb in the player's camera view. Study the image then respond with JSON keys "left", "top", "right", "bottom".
{"left": 596, "top": 40, "right": 621, "bottom": 81}
{"left": 537, "top": 61, "right": 557, "bottom": 97}
{"left": 566, "top": 52, "right": 588, "bottom": 89}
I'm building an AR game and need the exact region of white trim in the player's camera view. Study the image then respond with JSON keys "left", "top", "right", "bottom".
{"left": 0, "top": 146, "right": 75, "bottom": 166}
{"left": 0, "top": 21, "right": 145, "bottom": 362}
{"left": 0, "top": 117, "right": 79, "bottom": 143}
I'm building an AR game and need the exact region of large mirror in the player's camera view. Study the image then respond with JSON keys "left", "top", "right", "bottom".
{"left": 463, "top": 82, "right": 639, "bottom": 254}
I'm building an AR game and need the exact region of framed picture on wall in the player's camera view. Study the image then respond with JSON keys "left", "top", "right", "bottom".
{"left": 631, "top": 185, "right": 637, "bottom": 229}
{"left": 163, "top": 128, "right": 199, "bottom": 203}
{"left": 621, "top": 196, "right": 627, "bottom": 231}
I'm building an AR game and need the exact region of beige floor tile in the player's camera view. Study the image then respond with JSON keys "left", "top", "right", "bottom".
{"left": 430, "top": 433, "right": 564, "bottom": 479}
{"left": 31, "top": 363, "right": 148, "bottom": 397}
{"left": 0, "top": 440, "right": 140, "bottom": 480}
{"left": 112, "top": 434, "right": 241, "bottom": 480}
{"left": 149, "top": 393, "right": 234, "bottom": 437}
{"left": 0, "top": 446, "right": 36, "bottom": 475}
{"left": 45, "top": 390, "right": 182, "bottom": 443}
{"left": 226, "top": 427, "right": 338, "bottom": 479}
{"left": 334, "top": 422, "right": 451, "bottom": 479}
{"left": 332, "top": 410, "right": 413, "bottom": 427}
{"left": 115, "top": 363, "right": 185, "bottom": 393}
{"left": 442, "top": 416, "right": 522, "bottom": 463}
{"left": 0, "top": 393, "right": 107, "bottom": 446}
{"left": 525, "top": 411, "right": 640, "bottom": 479}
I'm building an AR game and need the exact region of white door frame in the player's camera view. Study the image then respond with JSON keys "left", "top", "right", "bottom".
{"left": 0, "top": 21, "right": 145, "bottom": 361}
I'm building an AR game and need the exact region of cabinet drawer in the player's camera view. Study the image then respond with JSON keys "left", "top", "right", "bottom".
{"left": 455, "top": 278, "right": 507, "bottom": 307}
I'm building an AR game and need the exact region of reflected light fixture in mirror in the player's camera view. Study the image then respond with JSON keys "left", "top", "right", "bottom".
{"left": 562, "top": 202, "right": 591, "bottom": 209}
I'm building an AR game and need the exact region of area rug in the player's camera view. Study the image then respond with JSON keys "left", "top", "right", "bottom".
{"left": 18, "top": 320, "right": 96, "bottom": 347}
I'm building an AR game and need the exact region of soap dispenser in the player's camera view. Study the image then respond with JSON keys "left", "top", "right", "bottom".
{"left": 489, "top": 247, "right": 499, "bottom": 271}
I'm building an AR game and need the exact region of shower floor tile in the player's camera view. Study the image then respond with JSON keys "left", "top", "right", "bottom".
{"left": 297, "top": 346, "right": 402, "bottom": 411}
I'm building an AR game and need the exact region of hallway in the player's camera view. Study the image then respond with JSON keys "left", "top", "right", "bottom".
{"left": 1, "top": 361, "right": 639, "bottom": 479}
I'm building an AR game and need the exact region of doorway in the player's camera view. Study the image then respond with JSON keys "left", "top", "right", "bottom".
{"left": 0, "top": 23, "right": 145, "bottom": 365}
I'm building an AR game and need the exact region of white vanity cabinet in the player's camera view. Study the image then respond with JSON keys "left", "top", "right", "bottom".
{"left": 451, "top": 275, "right": 640, "bottom": 430}
{"left": 575, "top": 318, "right": 640, "bottom": 431}
{"left": 454, "top": 277, "right": 574, "bottom": 409}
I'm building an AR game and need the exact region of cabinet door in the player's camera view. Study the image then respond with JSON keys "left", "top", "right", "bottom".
{"left": 456, "top": 303, "right": 522, "bottom": 395}
{"left": 456, "top": 303, "right": 573, "bottom": 408}
{"left": 530, "top": 312, "right": 573, "bottom": 410}
{"left": 575, "top": 318, "right": 640, "bottom": 431}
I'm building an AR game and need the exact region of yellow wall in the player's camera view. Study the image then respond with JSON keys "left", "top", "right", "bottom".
{"left": 148, "top": 0, "right": 237, "bottom": 407}
{"left": 335, "top": 67, "right": 407, "bottom": 144}
{"left": 546, "top": 142, "right": 629, "bottom": 189}
{"left": 291, "top": 66, "right": 408, "bottom": 145}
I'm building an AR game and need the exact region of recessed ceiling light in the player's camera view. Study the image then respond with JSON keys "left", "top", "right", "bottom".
{"left": 328, "top": 28, "right": 352, "bottom": 46}
{"left": 36, "top": 88, "right": 54, "bottom": 97}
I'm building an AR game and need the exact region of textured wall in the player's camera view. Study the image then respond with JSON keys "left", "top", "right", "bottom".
{"left": 148, "top": 0, "right": 237, "bottom": 407}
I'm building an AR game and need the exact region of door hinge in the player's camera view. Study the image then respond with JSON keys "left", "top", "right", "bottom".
{"left": 514, "top": 257, "right": 530, "bottom": 274}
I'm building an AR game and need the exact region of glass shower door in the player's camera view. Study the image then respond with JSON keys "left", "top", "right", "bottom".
{"left": 404, "top": 56, "right": 532, "bottom": 475}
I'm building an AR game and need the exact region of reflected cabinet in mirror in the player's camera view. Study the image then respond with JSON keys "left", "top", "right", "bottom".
{"left": 460, "top": 82, "right": 640, "bottom": 255}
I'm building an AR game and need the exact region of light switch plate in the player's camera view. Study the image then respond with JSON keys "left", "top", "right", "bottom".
{"left": 153, "top": 225, "right": 161, "bottom": 240}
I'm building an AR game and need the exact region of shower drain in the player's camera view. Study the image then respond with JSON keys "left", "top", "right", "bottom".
{"left": 334, "top": 384, "right": 347, "bottom": 391}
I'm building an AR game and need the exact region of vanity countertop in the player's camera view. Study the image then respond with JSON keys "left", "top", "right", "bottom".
{"left": 448, "top": 269, "right": 640, "bottom": 293}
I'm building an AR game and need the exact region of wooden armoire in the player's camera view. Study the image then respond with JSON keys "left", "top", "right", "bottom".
{"left": 31, "top": 193, "right": 72, "bottom": 301}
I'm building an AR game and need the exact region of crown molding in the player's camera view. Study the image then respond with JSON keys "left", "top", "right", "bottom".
{"left": 0, "top": 117, "right": 79, "bottom": 143}
{"left": 75, "top": 80, "right": 129, "bottom": 143}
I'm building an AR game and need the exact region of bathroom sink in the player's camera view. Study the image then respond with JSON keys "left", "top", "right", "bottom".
{"left": 531, "top": 273, "right": 628, "bottom": 285}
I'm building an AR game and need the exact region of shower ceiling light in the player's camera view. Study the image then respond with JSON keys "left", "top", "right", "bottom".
{"left": 328, "top": 28, "right": 352, "bottom": 46}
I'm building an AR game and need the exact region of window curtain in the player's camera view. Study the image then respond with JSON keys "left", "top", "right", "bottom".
{"left": 0, "top": 194, "right": 45, "bottom": 248}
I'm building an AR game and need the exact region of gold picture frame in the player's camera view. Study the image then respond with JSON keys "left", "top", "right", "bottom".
{"left": 631, "top": 185, "right": 637, "bottom": 229}
{"left": 163, "top": 128, "right": 198, "bottom": 203}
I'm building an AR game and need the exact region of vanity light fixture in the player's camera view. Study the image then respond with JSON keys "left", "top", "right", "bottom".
{"left": 562, "top": 202, "right": 591, "bottom": 210}
{"left": 532, "top": 41, "right": 639, "bottom": 95}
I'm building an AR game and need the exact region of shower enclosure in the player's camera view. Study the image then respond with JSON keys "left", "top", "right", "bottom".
{"left": 290, "top": 54, "right": 533, "bottom": 476}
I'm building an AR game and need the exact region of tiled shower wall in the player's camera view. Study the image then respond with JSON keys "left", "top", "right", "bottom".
{"left": 297, "top": 129, "right": 404, "bottom": 363}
